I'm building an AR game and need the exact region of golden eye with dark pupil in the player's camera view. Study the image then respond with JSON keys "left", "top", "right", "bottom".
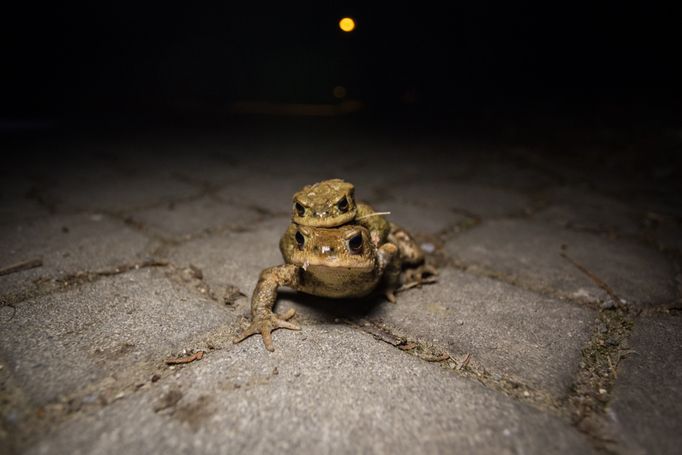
{"left": 295, "top": 231, "right": 305, "bottom": 248}
{"left": 348, "top": 233, "right": 363, "bottom": 253}
{"left": 295, "top": 202, "right": 305, "bottom": 217}
{"left": 337, "top": 196, "right": 349, "bottom": 213}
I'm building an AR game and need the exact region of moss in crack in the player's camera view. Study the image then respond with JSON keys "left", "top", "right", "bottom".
{"left": 566, "top": 305, "right": 636, "bottom": 450}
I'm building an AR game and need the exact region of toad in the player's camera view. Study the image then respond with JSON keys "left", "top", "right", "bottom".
{"left": 233, "top": 179, "right": 435, "bottom": 351}
{"left": 233, "top": 223, "right": 401, "bottom": 351}
{"left": 292, "top": 178, "right": 431, "bottom": 281}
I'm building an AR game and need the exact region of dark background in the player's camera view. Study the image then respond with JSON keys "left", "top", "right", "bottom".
{"left": 3, "top": 2, "right": 680, "bottom": 129}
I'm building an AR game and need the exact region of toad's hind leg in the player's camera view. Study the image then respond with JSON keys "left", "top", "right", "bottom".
{"left": 388, "top": 223, "right": 437, "bottom": 289}
{"left": 233, "top": 264, "right": 302, "bottom": 352}
{"left": 388, "top": 223, "right": 424, "bottom": 266}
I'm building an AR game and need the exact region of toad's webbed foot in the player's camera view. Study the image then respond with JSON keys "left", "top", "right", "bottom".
{"left": 400, "top": 263, "right": 438, "bottom": 292}
{"left": 233, "top": 308, "right": 300, "bottom": 352}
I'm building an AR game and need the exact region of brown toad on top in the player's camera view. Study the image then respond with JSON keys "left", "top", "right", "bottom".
{"left": 291, "top": 179, "right": 429, "bottom": 272}
{"left": 291, "top": 178, "right": 391, "bottom": 245}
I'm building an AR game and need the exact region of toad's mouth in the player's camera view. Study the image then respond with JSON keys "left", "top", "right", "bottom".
{"left": 293, "top": 211, "right": 356, "bottom": 227}
{"left": 300, "top": 259, "right": 374, "bottom": 274}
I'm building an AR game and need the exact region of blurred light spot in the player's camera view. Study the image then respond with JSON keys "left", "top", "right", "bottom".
{"left": 339, "top": 17, "right": 355, "bottom": 32}
{"left": 333, "top": 86, "right": 347, "bottom": 99}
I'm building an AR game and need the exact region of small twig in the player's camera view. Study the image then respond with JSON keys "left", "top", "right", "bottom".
{"left": 560, "top": 250, "right": 623, "bottom": 305}
{"left": 357, "top": 321, "right": 404, "bottom": 346}
{"left": 421, "top": 352, "right": 451, "bottom": 362}
{"left": 458, "top": 353, "right": 472, "bottom": 370}
{"left": 0, "top": 259, "right": 43, "bottom": 277}
{"left": 397, "top": 277, "right": 437, "bottom": 293}
{"left": 398, "top": 341, "right": 417, "bottom": 351}
{"left": 165, "top": 351, "right": 204, "bottom": 365}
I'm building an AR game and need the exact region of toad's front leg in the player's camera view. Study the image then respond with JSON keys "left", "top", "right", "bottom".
{"left": 233, "top": 264, "right": 302, "bottom": 352}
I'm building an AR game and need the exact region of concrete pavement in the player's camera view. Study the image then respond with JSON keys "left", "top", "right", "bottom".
{"left": 1, "top": 122, "right": 680, "bottom": 454}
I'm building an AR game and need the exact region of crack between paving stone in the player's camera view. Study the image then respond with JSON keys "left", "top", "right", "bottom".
{"left": 6, "top": 353, "right": 194, "bottom": 451}
{"left": 563, "top": 303, "right": 637, "bottom": 454}
{"left": 551, "top": 251, "right": 642, "bottom": 453}
{"left": 0, "top": 259, "right": 170, "bottom": 307}
{"left": 3, "top": 318, "right": 240, "bottom": 452}
{"left": 444, "top": 257, "right": 597, "bottom": 308}
{"left": 438, "top": 241, "right": 671, "bottom": 452}
{"left": 163, "top": 263, "right": 246, "bottom": 307}
{"left": 342, "top": 318, "right": 565, "bottom": 417}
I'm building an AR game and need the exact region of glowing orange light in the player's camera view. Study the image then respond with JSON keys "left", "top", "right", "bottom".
{"left": 339, "top": 17, "right": 355, "bottom": 32}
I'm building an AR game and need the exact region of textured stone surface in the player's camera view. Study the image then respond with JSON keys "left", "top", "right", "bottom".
{"left": 0, "top": 268, "right": 235, "bottom": 405}
{"left": 534, "top": 185, "right": 643, "bottom": 236}
{"left": 0, "top": 213, "right": 152, "bottom": 299}
{"left": 468, "top": 158, "right": 556, "bottom": 191}
{"left": 47, "top": 170, "right": 200, "bottom": 213}
{"left": 2, "top": 128, "right": 679, "bottom": 455}
{"left": 376, "top": 269, "right": 594, "bottom": 395}
{"left": 446, "top": 219, "right": 676, "bottom": 306}
{"left": 129, "top": 196, "right": 263, "bottom": 240}
{"left": 167, "top": 217, "right": 287, "bottom": 299}
{"left": 26, "top": 325, "right": 594, "bottom": 455}
{"left": 383, "top": 200, "right": 470, "bottom": 235}
{"left": 279, "top": 268, "right": 594, "bottom": 396}
{"left": 217, "top": 176, "right": 311, "bottom": 216}
{"left": 606, "top": 315, "right": 682, "bottom": 455}
{"left": 388, "top": 180, "right": 533, "bottom": 218}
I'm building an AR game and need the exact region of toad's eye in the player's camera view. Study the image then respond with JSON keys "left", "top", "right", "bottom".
{"left": 294, "top": 202, "right": 306, "bottom": 217}
{"left": 337, "top": 196, "right": 349, "bottom": 213}
{"left": 347, "top": 233, "right": 363, "bottom": 254}
{"left": 295, "top": 231, "right": 305, "bottom": 248}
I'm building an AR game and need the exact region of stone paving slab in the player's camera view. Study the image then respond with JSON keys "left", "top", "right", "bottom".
{"left": 446, "top": 219, "right": 676, "bottom": 306}
{"left": 216, "top": 177, "right": 313, "bottom": 216}
{"left": 128, "top": 196, "right": 263, "bottom": 240}
{"left": 0, "top": 268, "right": 235, "bottom": 406}
{"left": 2, "top": 131, "right": 680, "bottom": 454}
{"left": 277, "top": 268, "right": 594, "bottom": 397}
{"left": 87, "top": 143, "right": 250, "bottom": 188}
{"left": 26, "top": 324, "right": 594, "bottom": 455}
{"left": 467, "top": 157, "right": 557, "bottom": 191}
{"left": 387, "top": 180, "right": 533, "bottom": 218}
{"left": 378, "top": 201, "right": 470, "bottom": 236}
{"left": 605, "top": 314, "right": 682, "bottom": 455}
{"left": 534, "top": 185, "right": 644, "bottom": 236}
{"left": 375, "top": 268, "right": 594, "bottom": 396}
{"left": 0, "top": 213, "right": 153, "bottom": 300}
{"left": 167, "top": 217, "right": 287, "bottom": 299}
{"left": 46, "top": 170, "right": 200, "bottom": 213}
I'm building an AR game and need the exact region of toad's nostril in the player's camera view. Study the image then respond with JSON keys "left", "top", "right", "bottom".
{"left": 321, "top": 246, "right": 333, "bottom": 254}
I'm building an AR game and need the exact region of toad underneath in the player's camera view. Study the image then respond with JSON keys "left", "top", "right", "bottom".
{"left": 234, "top": 179, "right": 435, "bottom": 351}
